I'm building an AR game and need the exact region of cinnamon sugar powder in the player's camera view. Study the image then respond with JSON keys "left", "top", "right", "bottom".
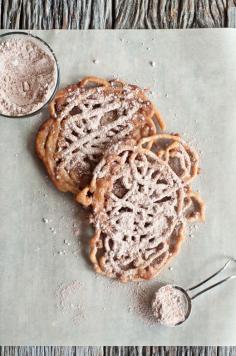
{"left": 0, "top": 35, "right": 57, "bottom": 116}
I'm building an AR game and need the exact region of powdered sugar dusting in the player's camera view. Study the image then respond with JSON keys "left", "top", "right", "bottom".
{"left": 46, "top": 81, "right": 155, "bottom": 191}
{"left": 56, "top": 280, "right": 85, "bottom": 324}
{"left": 87, "top": 136, "right": 204, "bottom": 282}
{"left": 90, "top": 143, "right": 188, "bottom": 281}
{"left": 56, "top": 87, "right": 149, "bottom": 168}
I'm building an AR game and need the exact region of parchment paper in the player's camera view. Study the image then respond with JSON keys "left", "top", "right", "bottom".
{"left": 1, "top": 29, "right": 236, "bottom": 346}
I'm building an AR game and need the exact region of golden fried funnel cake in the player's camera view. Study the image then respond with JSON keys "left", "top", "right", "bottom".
{"left": 77, "top": 135, "right": 204, "bottom": 282}
{"left": 36, "top": 76, "right": 165, "bottom": 194}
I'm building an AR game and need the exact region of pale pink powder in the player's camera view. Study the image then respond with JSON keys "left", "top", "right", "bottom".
{"left": 0, "top": 36, "right": 57, "bottom": 116}
{"left": 152, "top": 285, "right": 188, "bottom": 326}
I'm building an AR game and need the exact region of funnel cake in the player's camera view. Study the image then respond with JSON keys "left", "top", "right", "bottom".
{"left": 77, "top": 135, "right": 204, "bottom": 282}
{"left": 36, "top": 76, "right": 165, "bottom": 194}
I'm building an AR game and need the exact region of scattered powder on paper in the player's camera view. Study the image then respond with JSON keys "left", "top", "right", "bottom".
{"left": 128, "top": 283, "right": 159, "bottom": 327}
{"left": 93, "top": 275, "right": 159, "bottom": 327}
{"left": 56, "top": 280, "right": 85, "bottom": 324}
{"left": 187, "top": 223, "right": 199, "bottom": 239}
{"left": 0, "top": 36, "right": 57, "bottom": 116}
{"left": 73, "top": 223, "right": 81, "bottom": 237}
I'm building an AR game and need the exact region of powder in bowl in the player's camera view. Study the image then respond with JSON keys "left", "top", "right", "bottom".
{"left": 152, "top": 285, "right": 189, "bottom": 327}
{"left": 0, "top": 33, "right": 58, "bottom": 117}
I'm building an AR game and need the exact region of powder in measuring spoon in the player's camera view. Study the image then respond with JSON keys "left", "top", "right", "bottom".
{"left": 152, "top": 285, "right": 188, "bottom": 326}
{"left": 0, "top": 36, "right": 58, "bottom": 116}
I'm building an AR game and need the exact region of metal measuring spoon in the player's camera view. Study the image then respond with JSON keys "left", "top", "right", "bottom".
{"left": 153, "top": 258, "right": 236, "bottom": 327}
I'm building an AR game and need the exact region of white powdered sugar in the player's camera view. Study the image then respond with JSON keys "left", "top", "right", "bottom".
{"left": 53, "top": 83, "right": 154, "bottom": 188}
{"left": 90, "top": 143, "right": 189, "bottom": 281}
{"left": 85, "top": 134, "right": 204, "bottom": 282}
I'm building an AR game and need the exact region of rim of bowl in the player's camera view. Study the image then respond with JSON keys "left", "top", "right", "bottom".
{"left": 172, "top": 285, "right": 192, "bottom": 326}
{"left": 0, "top": 31, "right": 60, "bottom": 119}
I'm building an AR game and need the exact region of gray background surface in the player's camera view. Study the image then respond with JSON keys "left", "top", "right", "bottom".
{"left": 1, "top": 29, "right": 236, "bottom": 346}
{"left": 1, "top": 347, "right": 234, "bottom": 356}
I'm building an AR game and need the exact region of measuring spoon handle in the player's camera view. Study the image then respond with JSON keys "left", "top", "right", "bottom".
{"left": 191, "top": 275, "right": 236, "bottom": 300}
{"left": 188, "top": 258, "right": 236, "bottom": 292}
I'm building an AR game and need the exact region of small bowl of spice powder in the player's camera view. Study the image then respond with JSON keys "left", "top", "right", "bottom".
{"left": 0, "top": 31, "right": 59, "bottom": 118}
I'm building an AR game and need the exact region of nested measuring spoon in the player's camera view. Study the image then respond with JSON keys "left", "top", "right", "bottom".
{"left": 152, "top": 258, "right": 236, "bottom": 327}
